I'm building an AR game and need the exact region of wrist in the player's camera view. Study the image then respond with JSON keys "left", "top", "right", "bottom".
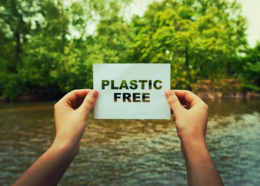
{"left": 181, "top": 137, "right": 208, "bottom": 160}
{"left": 51, "top": 136, "right": 79, "bottom": 159}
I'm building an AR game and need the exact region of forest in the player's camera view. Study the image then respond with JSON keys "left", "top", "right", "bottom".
{"left": 0, "top": 0, "right": 260, "bottom": 99}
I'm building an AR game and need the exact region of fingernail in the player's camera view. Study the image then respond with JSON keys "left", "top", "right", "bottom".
{"left": 91, "top": 90, "right": 98, "bottom": 98}
{"left": 166, "top": 90, "right": 173, "bottom": 98}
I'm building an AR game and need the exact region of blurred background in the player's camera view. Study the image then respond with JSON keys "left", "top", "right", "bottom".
{"left": 0, "top": 0, "right": 260, "bottom": 185}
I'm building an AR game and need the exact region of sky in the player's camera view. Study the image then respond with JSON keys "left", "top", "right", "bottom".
{"left": 239, "top": 0, "right": 260, "bottom": 47}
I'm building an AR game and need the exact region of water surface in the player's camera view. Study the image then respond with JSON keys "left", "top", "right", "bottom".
{"left": 0, "top": 99, "right": 259, "bottom": 185}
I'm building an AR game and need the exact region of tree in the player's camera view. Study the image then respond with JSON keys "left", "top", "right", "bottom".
{"left": 129, "top": 0, "right": 247, "bottom": 89}
{"left": 0, "top": 0, "right": 251, "bottom": 99}
{"left": 0, "top": 0, "right": 133, "bottom": 99}
{"left": 0, "top": 0, "right": 40, "bottom": 98}
{"left": 93, "top": 1, "right": 136, "bottom": 64}
{"left": 0, "top": 0, "right": 39, "bottom": 71}
{"left": 238, "top": 41, "right": 260, "bottom": 91}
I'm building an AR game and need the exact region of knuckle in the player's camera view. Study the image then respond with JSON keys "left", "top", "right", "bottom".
{"left": 71, "top": 90, "right": 77, "bottom": 95}
{"left": 86, "top": 98, "right": 95, "bottom": 106}
{"left": 168, "top": 98, "right": 178, "bottom": 106}
{"left": 54, "top": 103, "right": 59, "bottom": 110}
{"left": 203, "top": 103, "right": 209, "bottom": 111}
{"left": 184, "top": 90, "right": 192, "bottom": 97}
{"left": 54, "top": 102, "right": 61, "bottom": 113}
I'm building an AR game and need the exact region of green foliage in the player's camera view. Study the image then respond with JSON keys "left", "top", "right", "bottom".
{"left": 94, "top": 3, "right": 136, "bottom": 64}
{"left": 238, "top": 42, "right": 260, "bottom": 91}
{"left": 129, "top": 0, "right": 247, "bottom": 89}
{"left": 0, "top": 0, "right": 133, "bottom": 99}
{"left": 0, "top": 73, "right": 20, "bottom": 99}
{"left": 0, "top": 0, "right": 258, "bottom": 99}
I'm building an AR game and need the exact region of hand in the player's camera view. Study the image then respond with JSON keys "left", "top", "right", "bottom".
{"left": 53, "top": 89, "right": 98, "bottom": 156}
{"left": 12, "top": 89, "right": 99, "bottom": 186}
{"left": 165, "top": 90, "right": 224, "bottom": 186}
{"left": 165, "top": 90, "right": 208, "bottom": 148}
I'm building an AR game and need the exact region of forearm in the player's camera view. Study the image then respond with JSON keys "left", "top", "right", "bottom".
{"left": 182, "top": 140, "right": 224, "bottom": 186}
{"left": 12, "top": 89, "right": 96, "bottom": 186}
{"left": 12, "top": 140, "right": 78, "bottom": 186}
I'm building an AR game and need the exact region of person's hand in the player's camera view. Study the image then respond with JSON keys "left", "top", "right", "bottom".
{"left": 165, "top": 90, "right": 224, "bottom": 186}
{"left": 53, "top": 89, "right": 98, "bottom": 156}
{"left": 165, "top": 90, "right": 208, "bottom": 143}
{"left": 165, "top": 90, "right": 208, "bottom": 155}
{"left": 12, "top": 89, "right": 99, "bottom": 186}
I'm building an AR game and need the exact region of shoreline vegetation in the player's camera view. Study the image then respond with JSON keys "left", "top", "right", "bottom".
{"left": 193, "top": 79, "right": 260, "bottom": 99}
{"left": 1, "top": 79, "right": 259, "bottom": 102}
{"left": 1, "top": 0, "right": 259, "bottom": 101}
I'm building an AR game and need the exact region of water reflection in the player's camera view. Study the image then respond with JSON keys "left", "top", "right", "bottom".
{"left": 0, "top": 99, "right": 259, "bottom": 185}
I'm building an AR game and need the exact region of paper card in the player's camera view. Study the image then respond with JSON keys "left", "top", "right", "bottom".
{"left": 93, "top": 64, "right": 171, "bottom": 119}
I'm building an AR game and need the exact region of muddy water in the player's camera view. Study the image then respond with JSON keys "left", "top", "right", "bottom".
{"left": 0, "top": 99, "right": 259, "bottom": 186}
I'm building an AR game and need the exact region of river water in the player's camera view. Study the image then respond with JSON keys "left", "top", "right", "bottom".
{"left": 0, "top": 99, "right": 259, "bottom": 186}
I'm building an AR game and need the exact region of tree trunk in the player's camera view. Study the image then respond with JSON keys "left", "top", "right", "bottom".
{"left": 184, "top": 47, "right": 191, "bottom": 90}
{"left": 12, "top": 31, "right": 20, "bottom": 73}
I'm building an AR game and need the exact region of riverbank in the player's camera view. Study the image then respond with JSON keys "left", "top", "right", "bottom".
{"left": 0, "top": 87, "right": 65, "bottom": 102}
{"left": 0, "top": 79, "right": 260, "bottom": 102}
{"left": 193, "top": 79, "right": 260, "bottom": 99}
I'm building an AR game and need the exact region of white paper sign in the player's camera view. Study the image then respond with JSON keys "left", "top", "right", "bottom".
{"left": 93, "top": 64, "right": 171, "bottom": 119}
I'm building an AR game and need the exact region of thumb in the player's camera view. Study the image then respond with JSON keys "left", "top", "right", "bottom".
{"left": 79, "top": 90, "right": 99, "bottom": 117}
{"left": 165, "top": 90, "right": 184, "bottom": 116}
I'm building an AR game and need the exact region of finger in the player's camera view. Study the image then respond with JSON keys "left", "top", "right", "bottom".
{"left": 172, "top": 90, "right": 203, "bottom": 108}
{"left": 165, "top": 90, "right": 185, "bottom": 115}
{"left": 60, "top": 89, "right": 92, "bottom": 108}
{"left": 79, "top": 90, "right": 98, "bottom": 116}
